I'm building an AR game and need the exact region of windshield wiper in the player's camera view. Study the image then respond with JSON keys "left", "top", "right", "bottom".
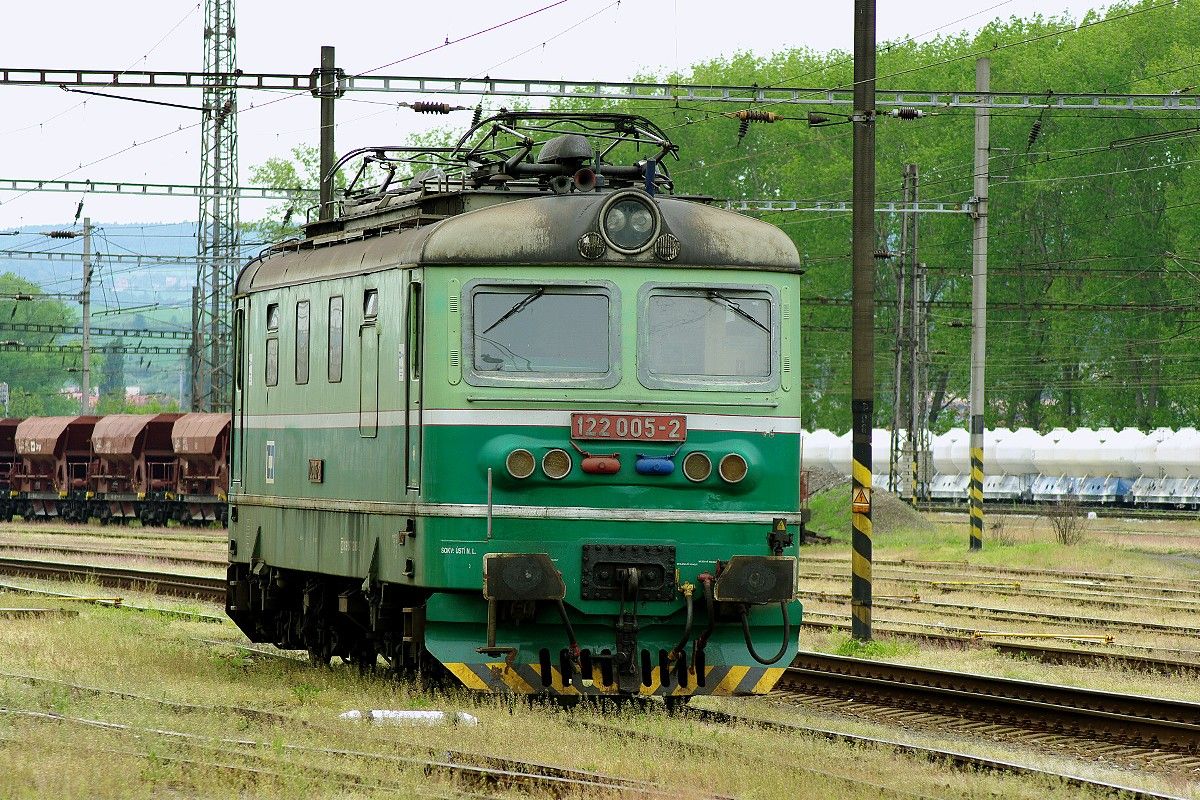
{"left": 480, "top": 288, "right": 545, "bottom": 335}
{"left": 706, "top": 290, "right": 769, "bottom": 334}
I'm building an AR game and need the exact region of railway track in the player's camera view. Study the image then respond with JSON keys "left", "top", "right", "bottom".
{"left": 0, "top": 669, "right": 715, "bottom": 798}
{"left": 0, "top": 542, "right": 224, "bottom": 571}
{"left": 4, "top": 555, "right": 1197, "bottom": 796}
{"left": 777, "top": 652, "right": 1200, "bottom": 774}
{"left": 801, "top": 616, "right": 1200, "bottom": 675}
{"left": 0, "top": 556, "right": 224, "bottom": 601}
{"left": 6, "top": 554, "right": 1200, "bottom": 678}
{"left": 681, "top": 707, "right": 1191, "bottom": 800}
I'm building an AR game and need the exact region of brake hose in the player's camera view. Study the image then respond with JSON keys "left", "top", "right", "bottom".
{"left": 740, "top": 601, "right": 792, "bottom": 665}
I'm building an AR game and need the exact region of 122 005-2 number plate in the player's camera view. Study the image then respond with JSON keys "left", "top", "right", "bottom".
{"left": 571, "top": 412, "right": 686, "bottom": 442}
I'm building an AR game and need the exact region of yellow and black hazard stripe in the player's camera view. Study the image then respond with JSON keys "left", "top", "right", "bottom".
{"left": 443, "top": 662, "right": 785, "bottom": 697}
{"left": 969, "top": 414, "right": 984, "bottom": 551}
{"left": 850, "top": 413, "right": 873, "bottom": 640}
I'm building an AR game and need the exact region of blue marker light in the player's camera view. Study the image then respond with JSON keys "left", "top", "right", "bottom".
{"left": 635, "top": 455, "right": 675, "bottom": 476}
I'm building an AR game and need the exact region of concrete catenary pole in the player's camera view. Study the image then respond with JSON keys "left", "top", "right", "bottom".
{"left": 81, "top": 216, "right": 92, "bottom": 414}
{"left": 968, "top": 57, "right": 990, "bottom": 551}
{"left": 850, "top": 0, "right": 876, "bottom": 640}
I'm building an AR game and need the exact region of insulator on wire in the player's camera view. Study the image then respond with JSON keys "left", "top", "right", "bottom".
{"left": 889, "top": 107, "right": 925, "bottom": 120}
{"left": 731, "top": 109, "right": 779, "bottom": 123}
{"left": 729, "top": 109, "right": 778, "bottom": 144}
{"left": 472, "top": 105, "right": 483, "bottom": 126}
{"left": 1027, "top": 118, "right": 1043, "bottom": 149}
{"left": 411, "top": 101, "right": 453, "bottom": 115}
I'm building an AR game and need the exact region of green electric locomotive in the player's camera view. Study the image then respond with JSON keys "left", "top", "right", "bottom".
{"left": 226, "top": 112, "right": 804, "bottom": 700}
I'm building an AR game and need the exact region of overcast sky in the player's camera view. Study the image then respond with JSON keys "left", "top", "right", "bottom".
{"left": 0, "top": 0, "right": 1100, "bottom": 228}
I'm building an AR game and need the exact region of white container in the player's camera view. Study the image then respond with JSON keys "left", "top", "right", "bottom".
{"left": 1158, "top": 427, "right": 1200, "bottom": 477}
{"left": 947, "top": 430, "right": 972, "bottom": 474}
{"left": 1032, "top": 427, "right": 1073, "bottom": 475}
{"left": 828, "top": 430, "right": 853, "bottom": 475}
{"left": 801, "top": 429, "right": 837, "bottom": 473}
{"left": 933, "top": 428, "right": 968, "bottom": 474}
{"left": 1098, "top": 427, "right": 1147, "bottom": 478}
{"left": 993, "top": 427, "right": 1040, "bottom": 475}
{"left": 1133, "top": 427, "right": 1174, "bottom": 478}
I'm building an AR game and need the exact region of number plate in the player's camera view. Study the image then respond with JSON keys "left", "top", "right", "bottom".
{"left": 571, "top": 412, "right": 686, "bottom": 442}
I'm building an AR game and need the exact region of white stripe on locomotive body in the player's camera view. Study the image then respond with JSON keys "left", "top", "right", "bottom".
{"left": 239, "top": 409, "right": 802, "bottom": 435}
{"left": 229, "top": 492, "right": 804, "bottom": 524}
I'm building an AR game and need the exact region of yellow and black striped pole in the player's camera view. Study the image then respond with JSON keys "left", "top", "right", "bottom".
{"left": 968, "top": 417, "right": 984, "bottom": 550}
{"left": 850, "top": 0, "right": 875, "bottom": 640}
{"left": 851, "top": 431, "right": 873, "bottom": 638}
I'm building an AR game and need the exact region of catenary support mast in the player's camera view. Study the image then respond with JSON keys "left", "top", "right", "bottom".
{"left": 193, "top": 0, "right": 239, "bottom": 412}
{"left": 850, "top": 0, "right": 876, "bottom": 640}
{"left": 968, "top": 57, "right": 990, "bottom": 550}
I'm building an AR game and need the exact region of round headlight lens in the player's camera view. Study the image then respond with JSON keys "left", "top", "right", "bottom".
{"left": 601, "top": 196, "right": 658, "bottom": 252}
{"left": 541, "top": 448, "right": 572, "bottom": 480}
{"left": 682, "top": 452, "right": 712, "bottom": 483}
{"left": 630, "top": 207, "right": 654, "bottom": 233}
{"left": 605, "top": 207, "right": 628, "bottom": 233}
{"left": 506, "top": 449, "right": 536, "bottom": 479}
{"left": 718, "top": 453, "right": 748, "bottom": 484}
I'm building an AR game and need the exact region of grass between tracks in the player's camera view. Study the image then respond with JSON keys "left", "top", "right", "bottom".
{"left": 0, "top": 593, "right": 1165, "bottom": 800}
{"left": 808, "top": 485, "right": 1200, "bottom": 572}
{"left": 805, "top": 486, "right": 1200, "bottom": 702}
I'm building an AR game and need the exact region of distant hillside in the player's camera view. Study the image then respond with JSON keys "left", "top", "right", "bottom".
{"left": 0, "top": 221, "right": 259, "bottom": 312}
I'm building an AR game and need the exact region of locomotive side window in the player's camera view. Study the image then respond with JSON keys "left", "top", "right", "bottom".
{"left": 637, "top": 285, "right": 778, "bottom": 391}
{"left": 463, "top": 281, "right": 619, "bottom": 388}
{"left": 266, "top": 303, "right": 280, "bottom": 331}
{"left": 295, "top": 300, "right": 310, "bottom": 385}
{"left": 364, "top": 289, "right": 378, "bottom": 318}
{"left": 265, "top": 337, "right": 279, "bottom": 387}
{"left": 328, "top": 296, "right": 343, "bottom": 383}
{"left": 407, "top": 282, "right": 422, "bottom": 379}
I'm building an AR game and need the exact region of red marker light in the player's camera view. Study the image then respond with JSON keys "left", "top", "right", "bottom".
{"left": 582, "top": 455, "right": 620, "bottom": 475}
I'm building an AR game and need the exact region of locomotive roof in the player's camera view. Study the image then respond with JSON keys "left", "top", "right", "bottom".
{"left": 237, "top": 192, "right": 801, "bottom": 294}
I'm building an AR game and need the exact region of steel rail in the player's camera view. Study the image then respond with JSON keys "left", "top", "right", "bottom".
{"left": 0, "top": 556, "right": 223, "bottom": 601}
{"left": 802, "top": 555, "right": 1200, "bottom": 589}
{"left": 0, "top": 543, "right": 224, "bottom": 570}
{"left": 801, "top": 590, "right": 1200, "bottom": 638}
{"left": 1, "top": 706, "right": 695, "bottom": 798}
{"left": 797, "top": 570, "right": 1200, "bottom": 614}
{"left": 785, "top": 652, "right": 1200, "bottom": 755}
{"left": 681, "top": 707, "right": 1191, "bottom": 800}
{"left": 800, "top": 617, "right": 1200, "bottom": 675}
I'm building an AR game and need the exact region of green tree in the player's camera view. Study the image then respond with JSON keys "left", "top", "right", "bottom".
{"left": 0, "top": 272, "right": 79, "bottom": 416}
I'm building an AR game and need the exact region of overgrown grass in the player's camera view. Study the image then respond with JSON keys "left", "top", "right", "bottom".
{"left": 0, "top": 599, "right": 1175, "bottom": 799}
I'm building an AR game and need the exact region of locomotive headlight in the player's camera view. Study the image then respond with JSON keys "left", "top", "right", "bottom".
{"left": 718, "top": 453, "right": 749, "bottom": 484}
{"left": 600, "top": 193, "right": 660, "bottom": 253}
{"left": 541, "top": 448, "right": 572, "bottom": 480}
{"left": 682, "top": 452, "right": 712, "bottom": 482}
{"left": 506, "top": 449, "right": 536, "bottom": 479}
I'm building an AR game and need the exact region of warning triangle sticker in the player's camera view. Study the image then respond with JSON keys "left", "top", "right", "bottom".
{"left": 853, "top": 488, "right": 869, "bottom": 505}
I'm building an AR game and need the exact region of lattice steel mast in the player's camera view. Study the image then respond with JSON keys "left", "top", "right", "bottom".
{"left": 192, "top": 0, "right": 238, "bottom": 412}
